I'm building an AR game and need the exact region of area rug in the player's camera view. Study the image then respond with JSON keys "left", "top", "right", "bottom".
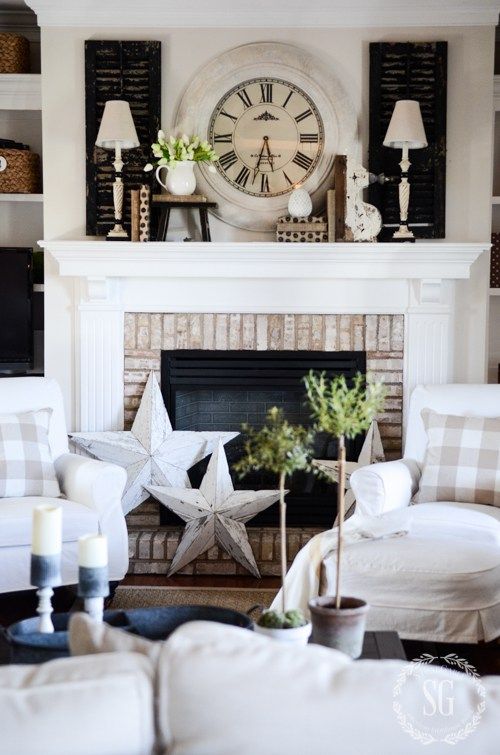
{"left": 111, "top": 586, "right": 278, "bottom": 615}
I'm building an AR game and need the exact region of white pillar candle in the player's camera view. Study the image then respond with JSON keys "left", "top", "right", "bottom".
{"left": 78, "top": 534, "right": 108, "bottom": 568}
{"left": 32, "top": 504, "right": 62, "bottom": 556}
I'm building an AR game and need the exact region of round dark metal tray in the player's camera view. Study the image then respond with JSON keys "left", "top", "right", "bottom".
{"left": 3, "top": 605, "right": 253, "bottom": 664}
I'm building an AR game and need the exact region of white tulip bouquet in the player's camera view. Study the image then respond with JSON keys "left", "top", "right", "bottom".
{"left": 144, "top": 132, "right": 218, "bottom": 172}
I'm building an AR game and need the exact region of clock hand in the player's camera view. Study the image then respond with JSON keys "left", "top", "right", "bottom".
{"left": 264, "top": 136, "right": 275, "bottom": 171}
{"left": 253, "top": 138, "right": 267, "bottom": 181}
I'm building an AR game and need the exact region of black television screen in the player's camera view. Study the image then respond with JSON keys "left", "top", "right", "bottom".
{"left": 0, "top": 247, "right": 33, "bottom": 372}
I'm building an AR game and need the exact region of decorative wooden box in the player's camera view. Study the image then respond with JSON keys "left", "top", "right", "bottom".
{"left": 491, "top": 233, "right": 500, "bottom": 288}
{"left": 276, "top": 215, "right": 328, "bottom": 243}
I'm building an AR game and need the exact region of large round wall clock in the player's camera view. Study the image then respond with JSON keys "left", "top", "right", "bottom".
{"left": 176, "top": 43, "right": 357, "bottom": 231}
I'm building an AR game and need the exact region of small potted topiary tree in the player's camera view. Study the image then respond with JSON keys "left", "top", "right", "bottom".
{"left": 234, "top": 407, "right": 314, "bottom": 644}
{"left": 303, "top": 372, "right": 386, "bottom": 658}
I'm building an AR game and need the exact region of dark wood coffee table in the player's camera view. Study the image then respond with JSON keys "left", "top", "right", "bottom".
{"left": 0, "top": 623, "right": 406, "bottom": 666}
{"left": 360, "top": 631, "right": 406, "bottom": 660}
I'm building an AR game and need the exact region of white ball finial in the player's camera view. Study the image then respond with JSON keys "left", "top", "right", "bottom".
{"left": 287, "top": 187, "right": 312, "bottom": 218}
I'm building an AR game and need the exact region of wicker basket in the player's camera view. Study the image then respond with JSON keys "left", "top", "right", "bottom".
{"left": 0, "top": 33, "right": 30, "bottom": 74}
{"left": 0, "top": 148, "right": 41, "bottom": 193}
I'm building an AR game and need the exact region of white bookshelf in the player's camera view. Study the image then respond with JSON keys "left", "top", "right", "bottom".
{"left": 0, "top": 19, "right": 44, "bottom": 374}
{"left": 0, "top": 193, "right": 43, "bottom": 202}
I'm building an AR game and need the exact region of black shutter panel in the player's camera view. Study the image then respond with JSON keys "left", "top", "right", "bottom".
{"left": 369, "top": 42, "right": 447, "bottom": 240}
{"left": 85, "top": 41, "right": 161, "bottom": 237}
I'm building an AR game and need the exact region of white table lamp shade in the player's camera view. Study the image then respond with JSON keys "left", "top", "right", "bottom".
{"left": 96, "top": 100, "right": 139, "bottom": 150}
{"left": 383, "top": 100, "right": 428, "bottom": 150}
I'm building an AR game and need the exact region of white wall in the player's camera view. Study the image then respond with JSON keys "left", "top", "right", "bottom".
{"left": 39, "top": 25, "right": 495, "bottom": 427}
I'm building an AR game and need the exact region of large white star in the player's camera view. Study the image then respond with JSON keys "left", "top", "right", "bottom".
{"left": 147, "top": 440, "right": 281, "bottom": 577}
{"left": 313, "top": 420, "right": 385, "bottom": 521}
{"left": 70, "top": 371, "right": 238, "bottom": 514}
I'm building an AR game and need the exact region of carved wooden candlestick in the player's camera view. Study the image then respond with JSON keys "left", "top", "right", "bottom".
{"left": 31, "top": 555, "right": 61, "bottom": 633}
{"left": 393, "top": 145, "right": 414, "bottom": 241}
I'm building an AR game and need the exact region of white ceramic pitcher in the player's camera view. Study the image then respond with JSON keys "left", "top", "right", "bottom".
{"left": 156, "top": 161, "right": 196, "bottom": 196}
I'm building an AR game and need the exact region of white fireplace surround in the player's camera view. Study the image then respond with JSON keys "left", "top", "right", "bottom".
{"left": 42, "top": 240, "right": 487, "bottom": 436}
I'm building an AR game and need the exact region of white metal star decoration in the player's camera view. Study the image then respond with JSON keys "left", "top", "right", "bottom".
{"left": 147, "top": 440, "right": 281, "bottom": 577}
{"left": 70, "top": 371, "right": 239, "bottom": 514}
{"left": 313, "top": 420, "right": 385, "bottom": 521}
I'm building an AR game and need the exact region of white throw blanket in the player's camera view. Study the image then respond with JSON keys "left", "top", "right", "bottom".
{"left": 271, "top": 508, "right": 411, "bottom": 615}
{"left": 271, "top": 504, "right": 500, "bottom": 616}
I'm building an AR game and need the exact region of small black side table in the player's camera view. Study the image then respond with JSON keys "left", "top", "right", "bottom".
{"left": 152, "top": 195, "right": 217, "bottom": 242}
{"left": 361, "top": 631, "right": 406, "bottom": 660}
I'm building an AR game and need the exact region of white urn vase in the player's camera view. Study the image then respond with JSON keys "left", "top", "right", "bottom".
{"left": 156, "top": 161, "right": 196, "bottom": 196}
{"left": 288, "top": 187, "right": 312, "bottom": 218}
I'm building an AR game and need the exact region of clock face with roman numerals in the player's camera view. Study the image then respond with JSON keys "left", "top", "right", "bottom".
{"left": 208, "top": 77, "right": 324, "bottom": 198}
{"left": 176, "top": 42, "right": 357, "bottom": 230}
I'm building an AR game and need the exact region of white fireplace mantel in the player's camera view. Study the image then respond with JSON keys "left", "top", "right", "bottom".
{"left": 42, "top": 239, "right": 487, "bottom": 433}
{"left": 44, "top": 240, "right": 483, "bottom": 282}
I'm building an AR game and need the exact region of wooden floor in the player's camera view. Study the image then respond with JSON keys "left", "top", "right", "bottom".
{"left": 122, "top": 574, "right": 281, "bottom": 588}
{"left": 1, "top": 576, "right": 498, "bottom": 676}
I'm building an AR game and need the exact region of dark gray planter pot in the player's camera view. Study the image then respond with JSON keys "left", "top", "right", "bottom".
{"left": 308, "top": 596, "right": 369, "bottom": 658}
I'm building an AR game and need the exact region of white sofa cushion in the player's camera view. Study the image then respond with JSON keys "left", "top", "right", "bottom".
{"left": 0, "top": 652, "right": 155, "bottom": 755}
{"left": 68, "top": 617, "right": 500, "bottom": 754}
{"left": 415, "top": 410, "right": 500, "bottom": 506}
{"left": 158, "top": 622, "right": 500, "bottom": 755}
{"left": 432, "top": 500, "right": 500, "bottom": 522}
{"left": 408, "top": 502, "right": 500, "bottom": 544}
{"left": 0, "top": 496, "right": 99, "bottom": 548}
{"left": 0, "top": 410, "right": 60, "bottom": 498}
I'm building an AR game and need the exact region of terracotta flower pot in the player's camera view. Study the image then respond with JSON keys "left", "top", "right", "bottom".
{"left": 308, "top": 596, "right": 369, "bottom": 658}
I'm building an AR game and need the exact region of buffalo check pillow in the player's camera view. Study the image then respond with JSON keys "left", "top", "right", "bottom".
{"left": 0, "top": 409, "right": 61, "bottom": 498}
{"left": 415, "top": 409, "right": 500, "bottom": 506}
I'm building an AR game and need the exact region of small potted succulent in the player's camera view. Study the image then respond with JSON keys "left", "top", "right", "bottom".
{"left": 304, "top": 372, "right": 385, "bottom": 658}
{"left": 234, "top": 407, "right": 314, "bottom": 644}
{"left": 144, "top": 132, "right": 218, "bottom": 195}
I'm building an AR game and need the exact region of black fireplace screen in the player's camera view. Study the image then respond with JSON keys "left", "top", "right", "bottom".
{"left": 160, "top": 350, "right": 366, "bottom": 528}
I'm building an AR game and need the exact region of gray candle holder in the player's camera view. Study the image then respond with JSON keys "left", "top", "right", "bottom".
{"left": 78, "top": 565, "right": 109, "bottom": 623}
{"left": 30, "top": 553, "right": 61, "bottom": 633}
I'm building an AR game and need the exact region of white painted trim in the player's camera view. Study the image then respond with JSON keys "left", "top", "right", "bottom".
{"left": 0, "top": 193, "right": 43, "bottom": 203}
{"left": 42, "top": 240, "right": 486, "bottom": 282}
{"left": 25, "top": 0, "right": 500, "bottom": 28}
{"left": 0, "top": 74, "right": 41, "bottom": 110}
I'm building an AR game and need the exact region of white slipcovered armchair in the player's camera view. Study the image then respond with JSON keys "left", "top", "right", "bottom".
{"left": 322, "top": 384, "right": 500, "bottom": 643}
{"left": 0, "top": 378, "right": 128, "bottom": 593}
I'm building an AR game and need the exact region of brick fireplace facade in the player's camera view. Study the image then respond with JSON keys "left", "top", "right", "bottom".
{"left": 124, "top": 312, "right": 404, "bottom": 576}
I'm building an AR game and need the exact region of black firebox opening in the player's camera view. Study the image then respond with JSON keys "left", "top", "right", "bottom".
{"left": 160, "top": 350, "right": 366, "bottom": 529}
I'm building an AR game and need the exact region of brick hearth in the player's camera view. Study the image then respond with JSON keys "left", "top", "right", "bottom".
{"left": 128, "top": 503, "right": 319, "bottom": 576}
{"left": 123, "top": 312, "right": 404, "bottom": 576}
